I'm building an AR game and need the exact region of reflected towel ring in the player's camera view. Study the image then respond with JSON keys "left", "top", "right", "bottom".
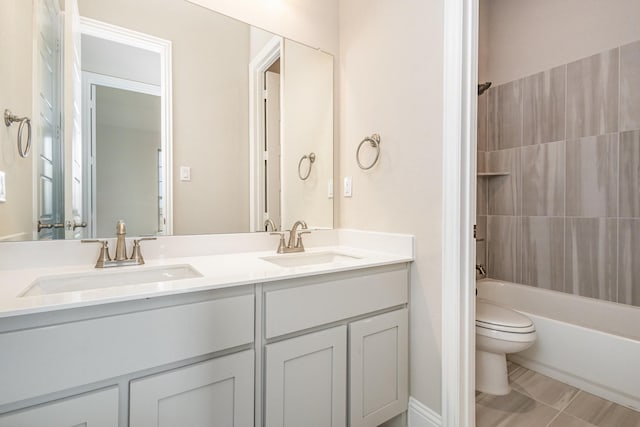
{"left": 298, "top": 152, "right": 316, "bottom": 180}
{"left": 356, "top": 133, "right": 381, "bottom": 170}
{"left": 4, "top": 109, "right": 32, "bottom": 158}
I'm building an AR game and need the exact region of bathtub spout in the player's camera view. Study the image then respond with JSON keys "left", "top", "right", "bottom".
{"left": 476, "top": 264, "right": 487, "bottom": 278}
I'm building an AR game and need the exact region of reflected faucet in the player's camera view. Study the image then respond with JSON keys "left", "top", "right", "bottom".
{"left": 264, "top": 219, "right": 277, "bottom": 232}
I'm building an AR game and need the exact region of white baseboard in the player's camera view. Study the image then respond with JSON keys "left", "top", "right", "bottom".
{"left": 408, "top": 397, "right": 442, "bottom": 427}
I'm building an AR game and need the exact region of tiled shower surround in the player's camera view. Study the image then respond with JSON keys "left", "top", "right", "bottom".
{"left": 477, "top": 39, "right": 640, "bottom": 307}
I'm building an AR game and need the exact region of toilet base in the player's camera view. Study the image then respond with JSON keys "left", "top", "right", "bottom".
{"left": 476, "top": 350, "right": 510, "bottom": 395}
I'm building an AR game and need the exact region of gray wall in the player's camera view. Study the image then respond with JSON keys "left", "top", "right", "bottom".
{"left": 477, "top": 40, "right": 640, "bottom": 307}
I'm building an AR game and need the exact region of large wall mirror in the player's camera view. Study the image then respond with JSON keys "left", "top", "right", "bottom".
{"left": 0, "top": 0, "right": 333, "bottom": 241}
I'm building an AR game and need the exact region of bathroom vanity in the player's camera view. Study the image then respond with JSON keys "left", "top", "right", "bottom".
{"left": 0, "top": 231, "right": 413, "bottom": 427}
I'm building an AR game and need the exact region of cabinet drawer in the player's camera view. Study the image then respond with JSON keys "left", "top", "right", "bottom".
{"left": 264, "top": 266, "right": 408, "bottom": 338}
{"left": 0, "top": 387, "right": 119, "bottom": 427}
{"left": 0, "top": 294, "right": 254, "bottom": 406}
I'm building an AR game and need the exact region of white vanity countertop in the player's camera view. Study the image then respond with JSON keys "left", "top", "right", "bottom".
{"left": 0, "top": 245, "right": 413, "bottom": 318}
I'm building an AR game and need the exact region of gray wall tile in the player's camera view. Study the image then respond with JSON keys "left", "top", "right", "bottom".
{"left": 488, "top": 81, "right": 523, "bottom": 150}
{"left": 522, "top": 141, "right": 565, "bottom": 216}
{"left": 619, "top": 130, "right": 640, "bottom": 217}
{"left": 565, "top": 218, "right": 617, "bottom": 302}
{"left": 521, "top": 217, "right": 564, "bottom": 290}
{"left": 487, "top": 148, "right": 521, "bottom": 215}
{"left": 478, "top": 93, "right": 488, "bottom": 152}
{"left": 618, "top": 219, "right": 640, "bottom": 306}
{"left": 487, "top": 215, "right": 520, "bottom": 283}
{"left": 567, "top": 48, "right": 619, "bottom": 139}
{"left": 477, "top": 179, "right": 488, "bottom": 216}
{"left": 566, "top": 134, "right": 618, "bottom": 217}
{"left": 523, "top": 66, "right": 566, "bottom": 145}
{"left": 620, "top": 40, "right": 640, "bottom": 132}
{"left": 476, "top": 215, "right": 487, "bottom": 269}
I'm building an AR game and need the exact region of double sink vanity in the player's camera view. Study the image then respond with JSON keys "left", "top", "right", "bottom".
{"left": 0, "top": 230, "right": 413, "bottom": 427}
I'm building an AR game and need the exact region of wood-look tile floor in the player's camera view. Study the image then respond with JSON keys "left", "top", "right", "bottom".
{"left": 476, "top": 362, "right": 640, "bottom": 427}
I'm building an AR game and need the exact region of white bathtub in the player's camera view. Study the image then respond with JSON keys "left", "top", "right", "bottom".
{"left": 477, "top": 279, "right": 640, "bottom": 411}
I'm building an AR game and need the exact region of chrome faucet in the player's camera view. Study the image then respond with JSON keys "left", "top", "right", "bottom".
{"left": 270, "top": 220, "right": 310, "bottom": 253}
{"left": 82, "top": 221, "right": 156, "bottom": 268}
{"left": 476, "top": 264, "right": 487, "bottom": 278}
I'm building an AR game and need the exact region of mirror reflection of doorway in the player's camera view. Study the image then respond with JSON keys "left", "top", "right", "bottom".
{"left": 91, "top": 85, "right": 161, "bottom": 237}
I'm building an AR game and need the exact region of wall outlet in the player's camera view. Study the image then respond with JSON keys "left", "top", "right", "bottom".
{"left": 0, "top": 171, "right": 6, "bottom": 203}
{"left": 180, "top": 166, "right": 191, "bottom": 182}
{"left": 343, "top": 176, "right": 352, "bottom": 197}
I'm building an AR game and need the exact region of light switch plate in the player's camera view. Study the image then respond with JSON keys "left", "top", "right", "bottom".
{"left": 343, "top": 176, "right": 352, "bottom": 197}
{"left": 0, "top": 171, "right": 6, "bottom": 202}
{"left": 328, "top": 179, "right": 333, "bottom": 199}
{"left": 180, "top": 166, "right": 191, "bottom": 182}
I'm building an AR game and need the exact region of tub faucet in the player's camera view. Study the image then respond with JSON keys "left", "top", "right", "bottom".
{"left": 476, "top": 264, "right": 487, "bottom": 278}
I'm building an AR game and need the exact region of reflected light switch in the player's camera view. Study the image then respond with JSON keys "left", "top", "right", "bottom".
{"left": 180, "top": 166, "right": 191, "bottom": 182}
{"left": 0, "top": 171, "right": 6, "bottom": 202}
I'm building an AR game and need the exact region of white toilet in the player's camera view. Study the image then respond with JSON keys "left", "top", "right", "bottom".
{"left": 475, "top": 299, "right": 536, "bottom": 395}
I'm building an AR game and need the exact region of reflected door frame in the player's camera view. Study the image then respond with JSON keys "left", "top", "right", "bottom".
{"left": 249, "top": 36, "right": 283, "bottom": 232}
{"left": 33, "top": 0, "right": 63, "bottom": 241}
{"left": 79, "top": 18, "right": 173, "bottom": 236}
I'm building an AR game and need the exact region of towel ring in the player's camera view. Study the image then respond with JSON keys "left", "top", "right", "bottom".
{"left": 356, "top": 133, "right": 381, "bottom": 170}
{"left": 298, "top": 152, "right": 316, "bottom": 180}
{"left": 4, "top": 109, "right": 32, "bottom": 158}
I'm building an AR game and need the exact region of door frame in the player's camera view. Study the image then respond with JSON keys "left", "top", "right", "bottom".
{"left": 441, "top": 0, "right": 478, "bottom": 426}
{"left": 249, "top": 36, "right": 282, "bottom": 232}
{"left": 79, "top": 17, "right": 173, "bottom": 235}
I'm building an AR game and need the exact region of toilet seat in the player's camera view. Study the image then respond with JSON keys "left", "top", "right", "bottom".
{"left": 476, "top": 300, "right": 535, "bottom": 335}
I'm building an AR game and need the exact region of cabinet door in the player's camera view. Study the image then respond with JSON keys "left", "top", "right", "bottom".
{"left": 0, "top": 387, "right": 118, "bottom": 427}
{"left": 265, "top": 326, "right": 346, "bottom": 427}
{"left": 349, "top": 309, "right": 408, "bottom": 427}
{"left": 130, "top": 350, "right": 254, "bottom": 427}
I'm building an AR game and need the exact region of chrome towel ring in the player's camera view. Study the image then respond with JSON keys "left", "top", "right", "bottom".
{"left": 356, "top": 133, "right": 381, "bottom": 170}
{"left": 298, "top": 152, "right": 316, "bottom": 180}
{"left": 4, "top": 109, "right": 32, "bottom": 158}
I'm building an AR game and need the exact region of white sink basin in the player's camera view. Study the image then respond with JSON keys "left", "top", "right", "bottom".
{"left": 261, "top": 251, "right": 362, "bottom": 268}
{"left": 21, "top": 264, "right": 203, "bottom": 297}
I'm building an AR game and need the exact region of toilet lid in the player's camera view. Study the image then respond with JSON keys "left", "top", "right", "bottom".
{"left": 476, "top": 300, "right": 535, "bottom": 333}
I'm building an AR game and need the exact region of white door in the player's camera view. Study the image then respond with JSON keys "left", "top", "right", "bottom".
{"left": 265, "top": 70, "right": 281, "bottom": 231}
{"left": 35, "top": 0, "right": 63, "bottom": 240}
{"left": 63, "top": 0, "right": 84, "bottom": 239}
{"left": 130, "top": 350, "right": 254, "bottom": 427}
{"left": 0, "top": 387, "right": 119, "bottom": 427}
{"left": 349, "top": 309, "right": 409, "bottom": 427}
{"left": 265, "top": 326, "right": 346, "bottom": 427}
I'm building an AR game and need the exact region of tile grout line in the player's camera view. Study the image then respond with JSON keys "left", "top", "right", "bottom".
{"left": 543, "top": 410, "right": 563, "bottom": 427}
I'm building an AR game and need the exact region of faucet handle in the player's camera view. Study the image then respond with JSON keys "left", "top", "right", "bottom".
{"left": 130, "top": 237, "right": 157, "bottom": 264}
{"left": 270, "top": 232, "right": 287, "bottom": 253}
{"left": 81, "top": 239, "right": 112, "bottom": 268}
{"left": 295, "top": 230, "right": 312, "bottom": 249}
